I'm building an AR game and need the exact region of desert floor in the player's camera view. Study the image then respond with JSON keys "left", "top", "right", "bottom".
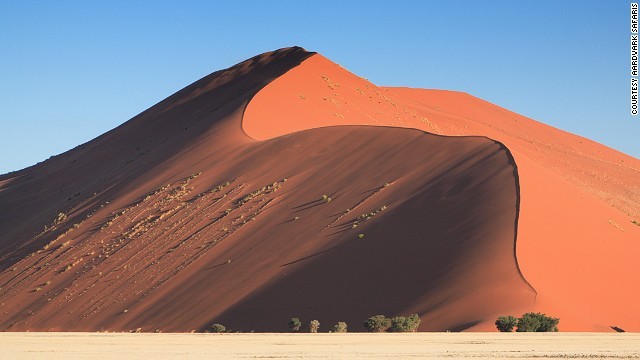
{"left": 1, "top": 332, "right": 639, "bottom": 359}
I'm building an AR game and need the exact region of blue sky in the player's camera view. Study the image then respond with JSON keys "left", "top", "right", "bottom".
{"left": 0, "top": 1, "right": 636, "bottom": 174}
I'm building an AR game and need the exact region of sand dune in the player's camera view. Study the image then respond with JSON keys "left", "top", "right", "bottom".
{"left": 245, "top": 53, "right": 640, "bottom": 331}
{"left": 0, "top": 47, "right": 637, "bottom": 332}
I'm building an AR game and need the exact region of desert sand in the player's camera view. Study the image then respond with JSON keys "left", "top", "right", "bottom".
{"left": 0, "top": 46, "right": 638, "bottom": 333}
{"left": 1, "top": 333, "right": 639, "bottom": 359}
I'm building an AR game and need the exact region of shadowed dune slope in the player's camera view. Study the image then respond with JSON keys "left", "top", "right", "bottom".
{"left": 244, "top": 54, "right": 640, "bottom": 331}
{"left": 0, "top": 48, "right": 532, "bottom": 332}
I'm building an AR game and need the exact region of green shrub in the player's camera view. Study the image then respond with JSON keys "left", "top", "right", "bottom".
{"left": 516, "top": 312, "right": 559, "bottom": 332}
{"left": 364, "top": 315, "right": 391, "bottom": 332}
{"left": 309, "top": 319, "right": 320, "bottom": 333}
{"left": 288, "top": 317, "right": 302, "bottom": 332}
{"left": 537, "top": 314, "right": 560, "bottom": 332}
{"left": 516, "top": 313, "right": 541, "bottom": 332}
{"left": 389, "top": 314, "right": 421, "bottom": 332}
{"left": 495, "top": 315, "right": 518, "bottom": 332}
{"left": 209, "top": 324, "right": 226, "bottom": 333}
{"left": 333, "top": 322, "right": 347, "bottom": 333}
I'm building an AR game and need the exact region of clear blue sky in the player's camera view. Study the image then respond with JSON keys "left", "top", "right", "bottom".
{"left": 1, "top": 1, "right": 637, "bottom": 174}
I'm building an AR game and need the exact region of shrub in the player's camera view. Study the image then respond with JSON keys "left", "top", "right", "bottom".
{"left": 55, "top": 212, "right": 67, "bottom": 224}
{"left": 515, "top": 313, "right": 541, "bottom": 332}
{"left": 288, "top": 317, "right": 302, "bottom": 332}
{"left": 516, "top": 312, "right": 559, "bottom": 332}
{"left": 495, "top": 315, "right": 518, "bottom": 332}
{"left": 209, "top": 324, "right": 226, "bottom": 333}
{"left": 364, "top": 315, "right": 391, "bottom": 332}
{"left": 309, "top": 320, "right": 320, "bottom": 333}
{"left": 389, "top": 314, "right": 421, "bottom": 332}
{"left": 333, "top": 322, "right": 347, "bottom": 333}
{"left": 537, "top": 314, "right": 560, "bottom": 332}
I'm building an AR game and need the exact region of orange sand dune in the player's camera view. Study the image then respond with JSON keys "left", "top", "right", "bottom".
{"left": 0, "top": 47, "right": 637, "bottom": 332}
{"left": 245, "top": 53, "right": 640, "bottom": 331}
{"left": 0, "top": 47, "right": 531, "bottom": 332}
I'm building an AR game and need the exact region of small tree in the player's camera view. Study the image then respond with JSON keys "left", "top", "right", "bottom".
{"left": 389, "top": 314, "right": 421, "bottom": 332}
{"left": 495, "top": 315, "right": 518, "bottom": 332}
{"left": 516, "top": 312, "right": 559, "bottom": 332}
{"left": 309, "top": 320, "right": 320, "bottom": 333}
{"left": 407, "top": 314, "right": 421, "bottom": 332}
{"left": 209, "top": 324, "right": 226, "bottom": 333}
{"left": 516, "top": 313, "right": 541, "bottom": 332}
{"left": 333, "top": 322, "right": 347, "bottom": 333}
{"left": 364, "top": 315, "right": 391, "bottom": 332}
{"left": 288, "top": 317, "right": 302, "bottom": 332}
{"left": 537, "top": 314, "right": 560, "bottom": 332}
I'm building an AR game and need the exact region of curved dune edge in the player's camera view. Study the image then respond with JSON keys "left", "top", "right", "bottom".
{"left": 244, "top": 53, "right": 640, "bottom": 331}
{"left": 240, "top": 57, "right": 537, "bottom": 300}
